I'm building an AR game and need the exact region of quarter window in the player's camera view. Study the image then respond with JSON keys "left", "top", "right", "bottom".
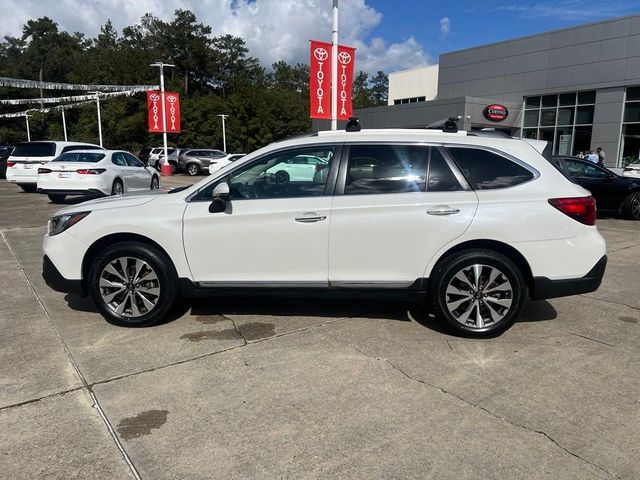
{"left": 344, "top": 145, "right": 428, "bottom": 195}
{"left": 447, "top": 147, "right": 534, "bottom": 190}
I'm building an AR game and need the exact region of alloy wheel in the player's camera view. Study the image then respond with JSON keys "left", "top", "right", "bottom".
{"left": 99, "top": 257, "right": 160, "bottom": 318}
{"left": 444, "top": 264, "right": 513, "bottom": 329}
{"left": 112, "top": 181, "right": 123, "bottom": 195}
{"left": 187, "top": 164, "right": 199, "bottom": 176}
{"left": 632, "top": 194, "right": 640, "bottom": 219}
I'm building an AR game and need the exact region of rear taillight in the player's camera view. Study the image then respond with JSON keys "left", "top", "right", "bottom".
{"left": 76, "top": 168, "right": 106, "bottom": 175}
{"left": 6, "top": 161, "right": 15, "bottom": 168}
{"left": 38, "top": 168, "right": 52, "bottom": 174}
{"left": 548, "top": 196, "right": 596, "bottom": 226}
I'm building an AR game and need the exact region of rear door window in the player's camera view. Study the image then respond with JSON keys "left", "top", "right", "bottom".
{"left": 112, "top": 153, "right": 127, "bottom": 167}
{"left": 11, "top": 142, "right": 56, "bottom": 157}
{"left": 428, "top": 149, "right": 463, "bottom": 191}
{"left": 447, "top": 147, "right": 534, "bottom": 190}
{"left": 344, "top": 145, "right": 428, "bottom": 194}
{"left": 124, "top": 153, "right": 145, "bottom": 167}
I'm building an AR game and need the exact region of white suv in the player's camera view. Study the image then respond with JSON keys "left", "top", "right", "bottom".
{"left": 42, "top": 128, "right": 607, "bottom": 337}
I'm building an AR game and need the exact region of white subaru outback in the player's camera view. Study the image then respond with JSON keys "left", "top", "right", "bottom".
{"left": 42, "top": 128, "right": 607, "bottom": 337}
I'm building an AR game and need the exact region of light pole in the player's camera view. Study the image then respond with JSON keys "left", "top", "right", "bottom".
{"left": 61, "top": 109, "right": 68, "bottom": 141}
{"left": 24, "top": 111, "right": 33, "bottom": 141}
{"left": 89, "top": 91, "right": 103, "bottom": 147}
{"left": 217, "top": 114, "right": 228, "bottom": 152}
{"left": 150, "top": 62, "right": 175, "bottom": 163}
{"left": 331, "top": 0, "right": 339, "bottom": 130}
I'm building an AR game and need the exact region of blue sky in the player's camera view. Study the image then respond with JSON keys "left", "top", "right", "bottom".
{"left": 366, "top": 0, "right": 640, "bottom": 62}
{"left": 2, "top": 0, "right": 639, "bottom": 74}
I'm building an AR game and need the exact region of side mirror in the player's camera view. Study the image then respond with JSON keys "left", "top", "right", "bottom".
{"left": 209, "top": 182, "right": 230, "bottom": 213}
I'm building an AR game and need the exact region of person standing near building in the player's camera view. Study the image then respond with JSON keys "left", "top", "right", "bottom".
{"left": 587, "top": 150, "right": 599, "bottom": 163}
{"left": 596, "top": 147, "right": 606, "bottom": 166}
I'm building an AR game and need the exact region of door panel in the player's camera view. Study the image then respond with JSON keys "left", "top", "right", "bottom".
{"left": 183, "top": 197, "right": 332, "bottom": 283}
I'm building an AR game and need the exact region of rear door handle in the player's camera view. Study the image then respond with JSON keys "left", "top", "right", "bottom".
{"left": 427, "top": 206, "right": 460, "bottom": 216}
{"left": 295, "top": 212, "right": 327, "bottom": 223}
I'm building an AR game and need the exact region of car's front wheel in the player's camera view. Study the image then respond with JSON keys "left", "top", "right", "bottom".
{"left": 429, "top": 249, "right": 526, "bottom": 337}
{"left": 622, "top": 191, "right": 640, "bottom": 220}
{"left": 186, "top": 163, "right": 200, "bottom": 176}
{"left": 88, "top": 242, "right": 178, "bottom": 327}
{"left": 150, "top": 175, "right": 159, "bottom": 190}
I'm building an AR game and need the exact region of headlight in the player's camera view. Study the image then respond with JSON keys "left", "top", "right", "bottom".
{"left": 47, "top": 211, "right": 90, "bottom": 236}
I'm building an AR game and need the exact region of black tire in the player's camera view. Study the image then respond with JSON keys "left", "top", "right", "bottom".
{"left": 170, "top": 162, "right": 177, "bottom": 174}
{"left": 186, "top": 163, "right": 200, "bottom": 176}
{"left": 429, "top": 249, "right": 526, "bottom": 338}
{"left": 48, "top": 193, "right": 66, "bottom": 203}
{"left": 275, "top": 170, "right": 290, "bottom": 184}
{"left": 150, "top": 175, "right": 159, "bottom": 190}
{"left": 88, "top": 242, "right": 179, "bottom": 327}
{"left": 111, "top": 179, "right": 124, "bottom": 196}
{"left": 622, "top": 191, "right": 640, "bottom": 220}
{"left": 19, "top": 184, "right": 37, "bottom": 193}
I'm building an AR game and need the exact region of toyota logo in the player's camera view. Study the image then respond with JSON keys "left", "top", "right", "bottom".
{"left": 149, "top": 93, "right": 160, "bottom": 102}
{"left": 314, "top": 48, "right": 328, "bottom": 61}
{"left": 167, "top": 95, "right": 177, "bottom": 103}
{"left": 338, "top": 51, "right": 352, "bottom": 65}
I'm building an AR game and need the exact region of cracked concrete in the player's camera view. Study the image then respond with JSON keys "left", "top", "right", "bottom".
{"left": 1, "top": 178, "right": 639, "bottom": 479}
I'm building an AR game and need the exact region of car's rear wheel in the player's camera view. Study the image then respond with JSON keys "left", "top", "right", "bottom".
{"left": 429, "top": 249, "right": 526, "bottom": 337}
{"left": 150, "top": 175, "right": 159, "bottom": 190}
{"left": 19, "top": 184, "right": 37, "bottom": 193}
{"left": 186, "top": 163, "right": 200, "bottom": 176}
{"left": 88, "top": 242, "right": 178, "bottom": 327}
{"left": 111, "top": 179, "right": 124, "bottom": 196}
{"left": 48, "top": 193, "right": 66, "bottom": 203}
{"left": 622, "top": 191, "right": 640, "bottom": 220}
{"left": 275, "top": 170, "right": 289, "bottom": 184}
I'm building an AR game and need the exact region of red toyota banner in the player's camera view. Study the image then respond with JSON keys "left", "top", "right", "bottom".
{"left": 147, "top": 91, "right": 181, "bottom": 133}
{"left": 164, "top": 92, "right": 181, "bottom": 133}
{"left": 147, "top": 90, "right": 162, "bottom": 133}
{"left": 309, "top": 40, "right": 332, "bottom": 119}
{"left": 337, "top": 44, "right": 355, "bottom": 120}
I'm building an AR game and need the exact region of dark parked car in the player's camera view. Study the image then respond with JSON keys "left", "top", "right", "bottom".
{"left": 551, "top": 156, "right": 640, "bottom": 220}
{"left": 137, "top": 146, "right": 159, "bottom": 164}
{"left": 0, "top": 145, "right": 14, "bottom": 179}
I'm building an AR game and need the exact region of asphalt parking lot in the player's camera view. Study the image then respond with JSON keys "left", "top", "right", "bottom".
{"left": 0, "top": 176, "right": 639, "bottom": 480}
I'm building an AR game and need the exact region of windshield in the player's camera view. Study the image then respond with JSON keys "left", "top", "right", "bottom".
{"left": 11, "top": 142, "right": 56, "bottom": 157}
{"left": 53, "top": 152, "right": 106, "bottom": 163}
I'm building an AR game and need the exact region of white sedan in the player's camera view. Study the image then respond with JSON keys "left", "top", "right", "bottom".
{"left": 622, "top": 161, "right": 640, "bottom": 178}
{"left": 37, "top": 150, "right": 160, "bottom": 203}
{"left": 208, "top": 153, "right": 246, "bottom": 174}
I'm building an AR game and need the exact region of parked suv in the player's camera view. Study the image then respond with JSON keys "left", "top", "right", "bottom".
{"left": 178, "top": 149, "right": 226, "bottom": 176}
{"left": 6, "top": 141, "right": 103, "bottom": 192}
{"left": 42, "top": 128, "right": 606, "bottom": 337}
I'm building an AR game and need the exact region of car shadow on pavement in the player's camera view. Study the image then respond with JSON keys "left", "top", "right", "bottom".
{"left": 63, "top": 293, "right": 557, "bottom": 335}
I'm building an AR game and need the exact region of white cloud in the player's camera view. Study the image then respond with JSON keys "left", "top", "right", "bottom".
{"left": 0, "top": 0, "right": 430, "bottom": 74}
{"left": 439, "top": 16, "right": 450, "bottom": 36}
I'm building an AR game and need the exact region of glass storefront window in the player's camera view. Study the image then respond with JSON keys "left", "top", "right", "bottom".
{"left": 627, "top": 87, "right": 640, "bottom": 102}
{"left": 524, "top": 110, "right": 539, "bottom": 127}
{"left": 539, "top": 128, "right": 555, "bottom": 144}
{"left": 540, "top": 109, "right": 556, "bottom": 126}
{"left": 574, "top": 126, "right": 593, "bottom": 156}
{"left": 542, "top": 95, "right": 558, "bottom": 108}
{"left": 525, "top": 96, "right": 540, "bottom": 108}
{"left": 578, "top": 91, "right": 596, "bottom": 104}
{"left": 623, "top": 103, "right": 640, "bottom": 123}
{"left": 576, "top": 106, "right": 594, "bottom": 125}
{"left": 557, "top": 107, "right": 574, "bottom": 126}
{"left": 620, "top": 124, "right": 640, "bottom": 166}
{"left": 555, "top": 127, "right": 573, "bottom": 155}
{"left": 559, "top": 93, "right": 576, "bottom": 106}
{"left": 522, "top": 129, "right": 537, "bottom": 139}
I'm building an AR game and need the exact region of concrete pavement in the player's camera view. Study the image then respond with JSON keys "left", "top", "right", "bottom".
{"left": 0, "top": 177, "right": 638, "bottom": 479}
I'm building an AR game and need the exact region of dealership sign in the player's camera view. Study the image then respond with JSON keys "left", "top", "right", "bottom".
{"left": 147, "top": 91, "right": 181, "bottom": 133}
{"left": 483, "top": 104, "right": 509, "bottom": 122}
{"left": 309, "top": 40, "right": 355, "bottom": 120}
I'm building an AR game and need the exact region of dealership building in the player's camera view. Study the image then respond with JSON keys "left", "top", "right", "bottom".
{"left": 352, "top": 14, "right": 640, "bottom": 167}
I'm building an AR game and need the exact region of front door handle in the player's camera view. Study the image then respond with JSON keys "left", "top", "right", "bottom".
{"left": 427, "top": 206, "right": 460, "bottom": 216}
{"left": 295, "top": 212, "right": 327, "bottom": 223}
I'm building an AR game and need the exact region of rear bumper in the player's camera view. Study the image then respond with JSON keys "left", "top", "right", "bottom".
{"left": 42, "top": 255, "right": 84, "bottom": 295}
{"left": 531, "top": 255, "right": 607, "bottom": 300}
{"left": 38, "top": 188, "right": 105, "bottom": 196}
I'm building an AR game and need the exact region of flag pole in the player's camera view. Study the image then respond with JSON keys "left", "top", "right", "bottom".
{"left": 331, "top": 0, "right": 338, "bottom": 130}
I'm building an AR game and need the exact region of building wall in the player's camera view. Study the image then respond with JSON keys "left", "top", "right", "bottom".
{"left": 387, "top": 65, "right": 439, "bottom": 105}
{"left": 438, "top": 15, "right": 640, "bottom": 102}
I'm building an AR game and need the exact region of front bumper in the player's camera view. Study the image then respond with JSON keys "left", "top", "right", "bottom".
{"left": 531, "top": 255, "right": 607, "bottom": 300}
{"left": 42, "top": 255, "right": 84, "bottom": 295}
